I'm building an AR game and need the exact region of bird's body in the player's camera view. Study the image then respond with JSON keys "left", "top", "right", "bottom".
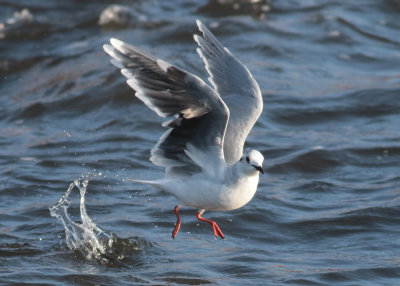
{"left": 134, "top": 153, "right": 261, "bottom": 212}
{"left": 104, "top": 20, "right": 264, "bottom": 239}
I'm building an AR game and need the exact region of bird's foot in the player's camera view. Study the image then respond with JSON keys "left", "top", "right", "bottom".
{"left": 172, "top": 205, "right": 181, "bottom": 239}
{"left": 210, "top": 221, "right": 225, "bottom": 239}
{"left": 196, "top": 212, "right": 225, "bottom": 239}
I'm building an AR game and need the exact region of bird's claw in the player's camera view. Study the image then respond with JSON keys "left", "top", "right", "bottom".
{"left": 212, "top": 222, "right": 225, "bottom": 239}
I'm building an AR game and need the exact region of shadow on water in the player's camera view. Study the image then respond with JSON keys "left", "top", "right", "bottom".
{"left": 49, "top": 179, "right": 152, "bottom": 266}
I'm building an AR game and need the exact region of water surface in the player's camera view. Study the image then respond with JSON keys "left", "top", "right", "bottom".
{"left": 1, "top": 0, "right": 400, "bottom": 285}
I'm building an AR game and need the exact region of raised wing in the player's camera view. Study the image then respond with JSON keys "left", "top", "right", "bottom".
{"left": 194, "top": 20, "right": 263, "bottom": 165}
{"left": 103, "top": 38, "right": 229, "bottom": 176}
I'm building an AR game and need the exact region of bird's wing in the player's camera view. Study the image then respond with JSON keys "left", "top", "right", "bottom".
{"left": 104, "top": 38, "right": 229, "bottom": 177}
{"left": 194, "top": 20, "right": 263, "bottom": 165}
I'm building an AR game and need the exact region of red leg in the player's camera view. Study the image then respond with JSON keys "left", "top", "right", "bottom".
{"left": 172, "top": 205, "right": 181, "bottom": 239}
{"left": 196, "top": 211, "right": 225, "bottom": 239}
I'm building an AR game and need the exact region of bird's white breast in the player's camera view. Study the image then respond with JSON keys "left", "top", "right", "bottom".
{"left": 217, "top": 174, "right": 259, "bottom": 211}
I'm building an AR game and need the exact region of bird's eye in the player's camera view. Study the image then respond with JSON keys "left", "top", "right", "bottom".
{"left": 246, "top": 156, "right": 250, "bottom": 163}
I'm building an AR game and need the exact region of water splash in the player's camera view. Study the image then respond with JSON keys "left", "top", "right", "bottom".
{"left": 50, "top": 179, "right": 150, "bottom": 264}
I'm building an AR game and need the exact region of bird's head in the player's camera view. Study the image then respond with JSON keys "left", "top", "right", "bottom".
{"left": 240, "top": 150, "right": 264, "bottom": 175}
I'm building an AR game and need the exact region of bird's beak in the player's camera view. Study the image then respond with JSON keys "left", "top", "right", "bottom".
{"left": 253, "top": 165, "right": 264, "bottom": 174}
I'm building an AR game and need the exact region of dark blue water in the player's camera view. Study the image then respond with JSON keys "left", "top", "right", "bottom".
{"left": 1, "top": 0, "right": 400, "bottom": 285}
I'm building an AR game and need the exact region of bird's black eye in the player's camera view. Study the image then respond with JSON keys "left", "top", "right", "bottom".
{"left": 246, "top": 156, "right": 250, "bottom": 163}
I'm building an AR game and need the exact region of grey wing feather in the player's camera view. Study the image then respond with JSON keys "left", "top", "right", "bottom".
{"left": 194, "top": 20, "right": 263, "bottom": 165}
{"left": 103, "top": 38, "right": 229, "bottom": 175}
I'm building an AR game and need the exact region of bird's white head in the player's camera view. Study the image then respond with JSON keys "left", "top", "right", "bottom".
{"left": 240, "top": 150, "right": 264, "bottom": 175}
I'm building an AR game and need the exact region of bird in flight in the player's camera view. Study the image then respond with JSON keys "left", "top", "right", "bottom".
{"left": 103, "top": 20, "right": 264, "bottom": 239}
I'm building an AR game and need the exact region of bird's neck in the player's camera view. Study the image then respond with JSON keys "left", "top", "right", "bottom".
{"left": 224, "top": 162, "right": 258, "bottom": 186}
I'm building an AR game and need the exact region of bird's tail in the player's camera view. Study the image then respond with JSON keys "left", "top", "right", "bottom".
{"left": 126, "top": 178, "right": 163, "bottom": 190}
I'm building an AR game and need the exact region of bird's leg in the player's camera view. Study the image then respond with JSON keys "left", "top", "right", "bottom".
{"left": 172, "top": 205, "right": 181, "bottom": 239}
{"left": 196, "top": 210, "right": 225, "bottom": 239}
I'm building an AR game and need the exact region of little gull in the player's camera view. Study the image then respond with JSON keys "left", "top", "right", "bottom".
{"left": 103, "top": 20, "right": 264, "bottom": 239}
